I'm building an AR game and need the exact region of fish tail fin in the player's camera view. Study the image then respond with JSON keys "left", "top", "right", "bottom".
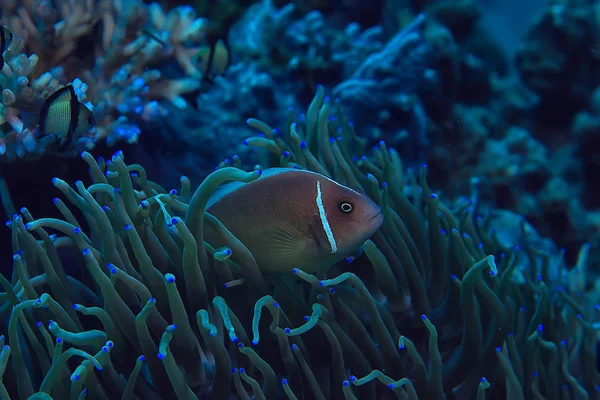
{"left": 20, "top": 110, "right": 40, "bottom": 133}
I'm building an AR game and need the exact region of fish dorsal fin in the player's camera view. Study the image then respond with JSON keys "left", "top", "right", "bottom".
{"left": 46, "top": 84, "right": 75, "bottom": 105}
{"left": 207, "top": 168, "right": 303, "bottom": 209}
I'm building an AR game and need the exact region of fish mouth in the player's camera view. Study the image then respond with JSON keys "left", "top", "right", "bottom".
{"left": 369, "top": 211, "right": 383, "bottom": 222}
{"left": 368, "top": 207, "right": 383, "bottom": 222}
{"left": 365, "top": 208, "right": 384, "bottom": 231}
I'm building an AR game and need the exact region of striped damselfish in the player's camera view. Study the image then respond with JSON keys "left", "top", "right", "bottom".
{"left": 206, "top": 168, "right": 384, "bottom": 274}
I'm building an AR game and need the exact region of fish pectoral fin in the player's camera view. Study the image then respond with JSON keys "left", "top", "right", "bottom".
{"left": 267, "top": 225, "right": 310, "bottom": 268}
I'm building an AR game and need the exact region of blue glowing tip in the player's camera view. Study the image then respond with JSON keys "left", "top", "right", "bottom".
{"left": 232, "top": 368, "right": 238, "bottom": 373}
{"left": 237, "top": 342, "right": 243, "bottom": 347}
{"left": 495, "top": 347, "right": 501, "bottom": 352}
{"left": 273, "top": 302, "right": 279, "bottom": 308}
{"left": 318, "top": 281, "right": 324, "bottom": 286}
{"left": 343, "top": 381, "right": 350, "bottom": 386}
{"left": 284, "top": 328, "right": 291, "bottom": 334}
{"left": 480, "top": 377, "right": 487, "bottom": 383}
{"left": 421, "top": 315, "right": 427, "bottom": 320}
{"left": 291, "top": 344, "right": 298, "bottom": 350}
{"left": 243, "top": 139, "right": 249, "bottom": 146}
{"left": 381, "top": 182, "right": 388, "bottom": 188}
{"left": 478, "top": 243, "right": 483, "bottom": 248}
{"left": 282, "top": 379, "right": 288, "bottom": 385}
{"left": 36, "top": 321, "right": 42, "bottom": 327}
{"left": 73, "top": 227, "right": 81, "bottom": 234}
{"left": 170, "top": 189, "right": 177, "bottom": 195}
{"left": 256, "top": 169, "right": 263, "bottom": 176}
{"left": 166, "top": 274, "right": 176, "bottom": 283}
{"left": 157, "top": 353, "right": 165, "bottom": 360}
{"left": 225, "top": 249, "right": 231, "bottom": 255}
{"left": 329, "top": 288, "right": 335, "bottom": 293}
{"left": 329, "top": 137, "right": 335, "bottom": 143}
{"left": 124, "top": 224, "right": 132, "bottom": 231}
{"left": 450, "top": 274, "right": 457, "bottom": 280}
{"left": 252, "top": 340, "right": 258, "bottom": 345}
{"left": 72, "top": 375, "right": 79, "bottom": 381}
{"left": 303, "top": 316, "right": 309, "bottom": 322}
{"left": 56, "top": 337, "right": 63, "bottom": 344}
{"left": 110, "top": 268, "right": 117, "bottom": 274}
{"left": 51, "top": 177, "right": 58, "bottom": 184}
{"left": 520, "top": 306, "right": 526, "bottom": 311}
{"left": 82, "top": 248, "right": 90, "bottom": 255}
{"left": 388, "top": 384, "right": 394, "bottom": 389}
{"left": 292, "top": 268, "right": 299, "bottom": 274}
{"left": 53, "top": 198, "right": 60, "bottom": 204}
{"left": 102, "top": 206, "right": 110, "bottom": 212}
{"left": 239, "top": 367, "right": 245, "bottom": 373}
{"left": 350, "top": 375, "right": 357, "bottom": 381}
{"left": 171, "top": 217, "right": 178, "bottom": 225}
{"left": 489, "top": 270, "right": 496, "bottom": 277}
{"left": 283, "top": 151, "right": 290, "bottom": 157}
{"left": 533, "top": 371, "right": 538, "bottom": 377}
{"left": 300, "top": 142, "right": 307, "bottom": 148}
{"left": 538, "top": 324, "right": 544, "bottom": 332}
{"left": 561, "top": 340, "right": 567, "bottom": 345}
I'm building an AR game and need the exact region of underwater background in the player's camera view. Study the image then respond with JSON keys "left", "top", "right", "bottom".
{"left": 0, "top": 0, "right": 599, "bottom": 398}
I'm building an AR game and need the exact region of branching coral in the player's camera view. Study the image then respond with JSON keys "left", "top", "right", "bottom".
{"left": 0, "top": 0, "right": 209, "bottom": 161}
{"left": 0, "top": 86, "right": 597, "bottom": 399}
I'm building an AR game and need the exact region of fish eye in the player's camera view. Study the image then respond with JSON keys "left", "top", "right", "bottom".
{"left": 339, "top": 201, "right": 353, "bottom": 214}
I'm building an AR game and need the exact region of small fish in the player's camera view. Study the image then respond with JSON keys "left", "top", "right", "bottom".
{"left": 206, "top": 168, "right": 384, "bottom": 274}
{"left": 193, "top": 39, "right": 230, "bottom": 81}
{"left": 36, "top": 85, "right": 96, "bottom": 150}
{"left": 0, "top": 26, "right": 14, "bottom": 67}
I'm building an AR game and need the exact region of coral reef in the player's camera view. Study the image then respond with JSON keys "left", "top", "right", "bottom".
{"left": 0, "top": 87, "right": 597, "bottom": 399}
{"left": 0, "top": 0, "right": 209, "bottom": 161}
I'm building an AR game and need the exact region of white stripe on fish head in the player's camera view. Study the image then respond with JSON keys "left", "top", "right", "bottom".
{"left": 316, "top": 180, "right": 338, "bottom": 254}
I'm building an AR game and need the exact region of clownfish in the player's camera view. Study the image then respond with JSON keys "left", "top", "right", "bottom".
{"left": 34, "top": 85, "right": 96, "bottom": 150}
{"left": 206, "top": 168, "right": 384, "bottom": 274}
{"left": 0, "top": 26, "right": 14, "bottom": 67}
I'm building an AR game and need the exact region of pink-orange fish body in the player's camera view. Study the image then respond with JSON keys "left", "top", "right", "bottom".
{"left": 206, "top": 168, "right": 383, "bottom": 274}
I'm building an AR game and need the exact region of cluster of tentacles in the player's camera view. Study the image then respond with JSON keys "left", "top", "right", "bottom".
{"left": 0, "top": 87, "right": 597, "bottom": 399}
